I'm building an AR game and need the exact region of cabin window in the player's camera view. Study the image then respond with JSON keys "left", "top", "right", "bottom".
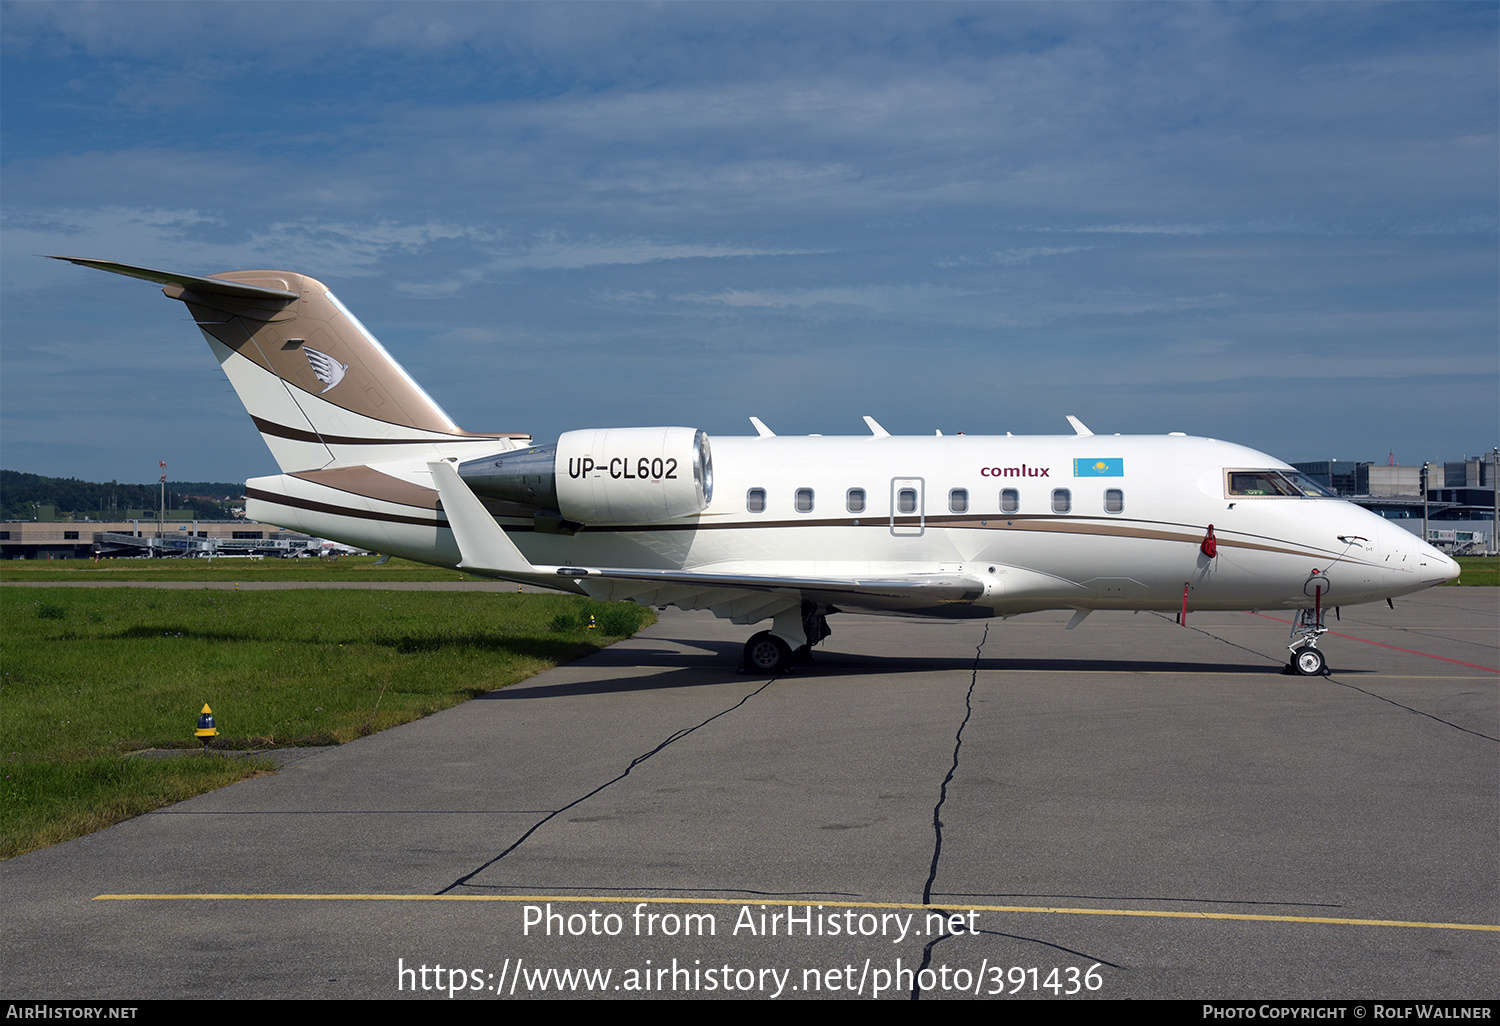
{"left": 795, "top": 488, "right": 814, "bottom": 513}
{"left": 1104, "top": 488, "right": 1124, "bottom": 514}
{"left": 846, "top": 488, "right": 866, "bottom": 513}
{"left": 1051, "top": 489, "right": 1071, "bottom": 514}
{"left": 897, "top": 488, "right": 918, "bottom": 514}
{"left": 949, "top": 488, "right": 968, "bottom": 513}
{"left": 1000, "top": 489, "right": 1019, "bottom": 514}
{"left": 746, "top": 488, "right": 766, "bottom": 513}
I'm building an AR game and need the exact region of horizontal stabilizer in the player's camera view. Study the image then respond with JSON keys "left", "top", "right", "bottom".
{"left": 47, "top": 256, "right": 298, "bottom": 301}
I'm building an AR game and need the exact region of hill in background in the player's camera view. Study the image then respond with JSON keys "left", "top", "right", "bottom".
{"left": 1, "top": 470, "right": 244, "bottom": 521}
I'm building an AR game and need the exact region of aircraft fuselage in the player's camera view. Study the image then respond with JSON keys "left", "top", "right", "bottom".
{"left": 245, "top": 431, "right": 1452, "bottom": 618}
{"left": 51, "top": 255, "right": 1462, "bottom": 674}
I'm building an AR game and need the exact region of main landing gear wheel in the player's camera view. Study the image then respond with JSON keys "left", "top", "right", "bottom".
{"left": 743, "top": 631, "right": 793, "bottom": 675}
{"left": 1292, "top": 647, "right": 1328, "bottom": 676}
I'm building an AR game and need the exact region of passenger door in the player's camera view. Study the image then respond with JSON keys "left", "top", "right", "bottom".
{"left": 890, "top": 477, "right": 924, "bottom": 537}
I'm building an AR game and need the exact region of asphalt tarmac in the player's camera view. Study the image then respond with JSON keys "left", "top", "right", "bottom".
{"left": 3, "top": 589, "right": 1495, "bottom": 1001}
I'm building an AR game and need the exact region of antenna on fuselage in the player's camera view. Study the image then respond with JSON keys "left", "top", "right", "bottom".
{"left": 1066, "top": 415, "right": 1094, "bottom": 437}
{"left": 749, "top": 417, "right": 775, "bottom": 438}
{"left": 863, "top": 416, "right": 890, "bottom": 438}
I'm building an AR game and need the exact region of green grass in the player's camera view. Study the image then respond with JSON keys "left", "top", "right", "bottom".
{"left": 0, "top": 587, "right": 653, "bottom": 858}
{"left": 0, "top": 554, "right": 471, "bottom": 583}
{"left": 1450, "top": 556, "right": 1498, "bottom": 586}
{"left": 4, "top": 756, "right": 272, "bottom": 857}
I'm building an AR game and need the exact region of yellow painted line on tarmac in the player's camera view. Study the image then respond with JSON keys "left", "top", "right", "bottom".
{"left": 92, "top": 893, "right": 1498, "bottom": 932}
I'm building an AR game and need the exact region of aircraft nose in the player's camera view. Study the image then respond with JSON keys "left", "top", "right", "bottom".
{"left": 1420, "top": 547, "right": 1461, "bottom": 586}
{"left": 1436, "top": 550, "right": 1461, "bottom": 584}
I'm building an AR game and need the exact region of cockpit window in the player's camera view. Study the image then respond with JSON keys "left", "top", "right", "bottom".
{"left": 1226, "top": 470, "right": 1338, "bottom": 499}
{"left": 1282, "top": 471, "right": 1340, "bottom": 497}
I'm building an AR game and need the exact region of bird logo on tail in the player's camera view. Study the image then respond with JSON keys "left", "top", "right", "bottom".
{"left": 304, "top": 346, "right": 348, "bottom": 394}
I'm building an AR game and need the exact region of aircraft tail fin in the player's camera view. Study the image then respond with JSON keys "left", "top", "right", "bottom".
{"left": 50, "top": 257, "right": 528, "bottom": 473}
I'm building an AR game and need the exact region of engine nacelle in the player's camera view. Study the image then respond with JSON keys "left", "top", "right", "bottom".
{"left": 556, "top": 427, "right": 712, "bottom": 525}
{"left": 457, "top": 427, "right": 712, "bottom": 526}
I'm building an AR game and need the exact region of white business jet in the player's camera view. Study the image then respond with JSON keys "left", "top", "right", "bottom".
{"left": 51, "top": 258, "right": 1461, "bottom": 676}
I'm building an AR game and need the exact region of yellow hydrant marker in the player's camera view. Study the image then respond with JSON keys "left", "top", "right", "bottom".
{"left": 195, "top": 704, "right": 218, "bottom": 750}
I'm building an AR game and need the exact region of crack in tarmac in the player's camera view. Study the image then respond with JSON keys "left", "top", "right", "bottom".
{"left": 906, "top": 604, "right": 1490, "bottom": 1000}
{"left": 1151, "top": 609, "right": 1284, "bottom": 665}
{"left": 921, "top": 623, "right": 986, "bottom": 907}
{"left": 435, "top": 675, "right": 780, "bottom": 895}
{"left": 910, "top": 624, "right": 986, "bottom": 999}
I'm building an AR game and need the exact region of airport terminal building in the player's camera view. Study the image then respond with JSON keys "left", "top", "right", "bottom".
{"left": 1293, "top": 452, "right": 1498, "bottom": 554}
{"left": 0, "top": 519, "right": 326, "bottom": 561}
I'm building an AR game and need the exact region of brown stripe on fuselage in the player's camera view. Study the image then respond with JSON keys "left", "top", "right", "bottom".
{"left": 245, "top": 487, "right": 444, "bottom": 528}
{"left": 923, "top": 514, "right": 1336, "bottom": 561}
{"left": 250, "top": 414, "right": 526, "bottom": 446}
{"left": 651, "top": 511, "right": 1357, "bottom": 563}
{"left": 283, "top": 467, "right": 539, "bottom": 521}
{"left": 290, "top": 466, "right": 441, "bottom": 509}
{"left": 250, "top": 487, "right": 1361, "bottom": 568}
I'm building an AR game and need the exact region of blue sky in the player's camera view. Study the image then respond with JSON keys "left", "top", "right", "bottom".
{"left": 3, "top": 2, "right": 1496, "bottom": 485}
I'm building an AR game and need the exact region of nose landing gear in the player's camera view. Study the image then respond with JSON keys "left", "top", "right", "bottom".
{"left": 1285, "top": 572, "right": 1332, "bottom": 676}
{"left": 1289, "top": 638, "right": 1327, "bottom": 676}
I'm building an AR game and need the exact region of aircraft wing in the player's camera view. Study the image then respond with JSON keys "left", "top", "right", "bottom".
{"left": 427, "top": 460, "right": 989, "bottom": 621}
{"left": 565, "top": 566, "right": 987, "bottom": 620}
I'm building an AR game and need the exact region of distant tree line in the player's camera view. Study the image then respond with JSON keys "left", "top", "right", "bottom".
{"left": 1, "top": 470, "right": 245, "bottom": 521}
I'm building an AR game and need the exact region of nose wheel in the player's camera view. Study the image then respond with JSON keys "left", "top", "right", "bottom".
{"left": 1290, "top": 646, "right": 1327, "bottom": 676}
{"left": 1285, "top": 605, "right": 1332, "bottom": 676}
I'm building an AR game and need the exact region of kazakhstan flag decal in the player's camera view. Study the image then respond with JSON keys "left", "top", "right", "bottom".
{"left": 1074, "top": 458, "right": 1124, "bottom": 477}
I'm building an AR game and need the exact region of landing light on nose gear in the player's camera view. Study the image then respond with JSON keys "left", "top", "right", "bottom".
{"left": 1285, "top": 570, "right": 1332, "bottom": 676}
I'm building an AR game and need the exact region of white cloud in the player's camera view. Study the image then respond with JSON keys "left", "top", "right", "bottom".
{"left": 487, "top": 236, "right": 810, "bottom": 272}
{"left": 684, "top": 283, "right": 977, "bottom": 317}
{"left": 2, "top": 3, "right": 1494, "bottom": 478}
